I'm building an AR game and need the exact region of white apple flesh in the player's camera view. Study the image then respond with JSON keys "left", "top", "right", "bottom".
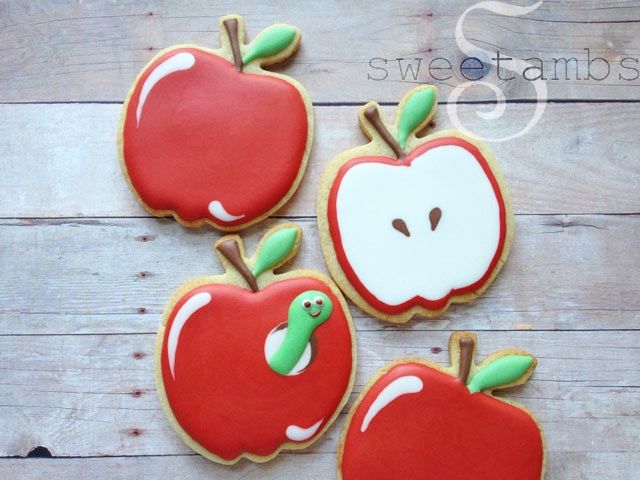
{"left": 335, "top": 144, "right": 501, "bottom": 305}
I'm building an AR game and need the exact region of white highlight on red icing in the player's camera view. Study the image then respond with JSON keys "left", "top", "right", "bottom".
{"left": 360, "top": 375, "right": 423, "bottom": 433}
{"left": 208, "top": 200, "right": 245, "bottom": 222}
{"left": 286, "top": 419, "right": 323, "bottom": 442}
{"left": 336, "top": 145, "right": 501, "bottom": 305}
{"left": 167, "top": 291, "right": 212, "bottom": 379}
{"left": 136, "top": 52, "right": 196, "bottom": 126}
{"left": 264, "top": 325, "right": 312, "bottom": 376}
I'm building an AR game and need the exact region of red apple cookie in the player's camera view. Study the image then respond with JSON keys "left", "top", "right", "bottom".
{"left": 317, "top": 86, "right": 514, "bottom": 322}
{"left": 338, "top": 332, "right": 546, "bottom": 479}
{"left": 155, "top": 223, "right": 356, "bottom": 464}
{"left": 119, "top": 15, "right": 313, "bottom": 230}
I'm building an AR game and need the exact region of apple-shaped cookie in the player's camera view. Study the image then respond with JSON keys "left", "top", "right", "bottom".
{"left": 317, "top": 86, "right": 513, "bottom": 322}
{"left": 338, "top": 332, "right": 545, "bottom": 479}
{"left": 119, "top": 15, "right": 312, "bottom": 230}
{"left": 155, "top": 224, "right": 355, "bottom": 464}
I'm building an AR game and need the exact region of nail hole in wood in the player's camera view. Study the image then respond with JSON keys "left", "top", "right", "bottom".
{"left": 27, "top": 446, "right": 52, "bottom": 458}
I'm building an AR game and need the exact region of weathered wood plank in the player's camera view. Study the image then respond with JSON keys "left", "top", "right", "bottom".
{"left": 0, "top": 215, "right": 638, "bottom": 334}
{"left": 0, "top": 331, "right": 638, "bottom": 465}
{"left": 1, "top": 451, "right": 638, "bottom": 480}
{"left": 1, "top": 103, "right": 639, "bottom": 218}
{"left": 2, "top": 1, "right": 639, "bottom": 102}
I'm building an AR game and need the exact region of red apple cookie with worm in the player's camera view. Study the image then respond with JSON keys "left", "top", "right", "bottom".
{"left": 119, "top": 15, "right": 312, "bottom": 230}
{"left": 155, "top": 224, "right": 356, "bottom": 464}
{"left": 317, "top": 86, "right": 514, "bottom": 322}
{"left": 338, "top": 332, "right": 546, "bottom": 479}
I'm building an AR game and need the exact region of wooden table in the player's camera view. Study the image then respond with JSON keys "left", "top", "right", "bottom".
{"left": 1, "top": 1, "right": 638, "bottom": 478}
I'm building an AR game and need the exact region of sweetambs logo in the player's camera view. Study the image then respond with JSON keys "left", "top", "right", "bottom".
{"left": 447, "top": 0, "right": 546, "bottom": 142}
{"left": 366, "top": 1, "right": 637, "bottom": 142}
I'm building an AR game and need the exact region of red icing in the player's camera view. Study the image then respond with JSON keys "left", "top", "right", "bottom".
{"left": 160, "top": 277, "right": 353, "bottom": 461}
{"left": 340, "top": 363, "right": 544, "bottom": 480}
{"left": 327, "top": 137, "right": 508, "bottom": 315}
{"left": 123, "top": 48, "right": 309, "bottom": 226}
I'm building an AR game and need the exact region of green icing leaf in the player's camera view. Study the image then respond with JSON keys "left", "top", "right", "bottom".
{"left": 242, "top": 25, "right": 298, "bottom": 65}
{"left": 396, "top": 87, "right": 436, "bottom": 148}
{"left": 467, "top": 355, "right": 534, "bottom": 393}
{"left": 252, "top": 226, "right": 300, "bottom": 277}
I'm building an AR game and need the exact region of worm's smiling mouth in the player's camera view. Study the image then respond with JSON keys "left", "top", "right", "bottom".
{"left": 308, "top": 310, "right": 321, "bottom": 318}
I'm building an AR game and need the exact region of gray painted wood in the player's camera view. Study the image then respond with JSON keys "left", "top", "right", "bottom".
{"left": 2, "top": 1, "right": 639, "bottom": 102}
{"left": 0, "top": 332, "right": 638, "bottom": 471}
{"left": 2, "top": 452, "right": 639, "bottom": 480}
{"left": 1, "top": 2, "right": 639, "bottom": 478}
{"left": 1, "top": 103, "right": 639, "bottom": 218}
{"left": 0, "top": 216, "right": 638, "bottom": 334}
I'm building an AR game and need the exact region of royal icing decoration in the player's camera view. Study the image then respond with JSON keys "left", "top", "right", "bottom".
{"left": 155, "top": 224, "right": 355, "bottom": 464}
{"left": 318, "top": 85, "right": 513, "bottom": 322}
{"left": 360, "top": 375, "right": 423, "bottom": 433}
{"left": 338, "top": 333, "right": 545, "bottom": 480}
{"left": 266, "top": 290, "right": 333, "bottom": 375}
{"left": 119, "top": 15, "right": 313, "bottom": 230}
{"left": 285, "top": 419, "right": 323, "bottom": 442}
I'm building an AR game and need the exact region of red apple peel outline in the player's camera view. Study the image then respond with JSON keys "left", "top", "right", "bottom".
{"left": 119, "top": 14, "right": 312, "bottom": 230}
{"left": 338, "top": 332, "right": 546, "bottom": 479}
{"left": 318, "top": 85, "right": 514, "bottom": 322}
{"left": 155, "top": 223, "right": 356, "bottom": 464}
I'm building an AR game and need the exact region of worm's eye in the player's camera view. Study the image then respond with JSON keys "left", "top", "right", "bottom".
{"left": 314, "top": 296, "right": 324, "bottom": 306}
{"left": 302, "top": 299, "right": 312, "bottom": 309}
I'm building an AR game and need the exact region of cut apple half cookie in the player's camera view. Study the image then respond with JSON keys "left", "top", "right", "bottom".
{"left": 155, "top": 224, "right": 356, "bottom": 464}
{"left": 338, "top": 332, "right": 546, "bottom": 480}
{"left": 317, "top": 85, "right": 514, "bottom": 322}
{"left": 119, "top": 14, "right": 314, "bottom": 231}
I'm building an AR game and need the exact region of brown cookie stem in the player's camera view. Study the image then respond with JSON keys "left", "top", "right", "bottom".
{"left": 457, "top": 336, "right": 475, "bottom": 385}
{"left": 363, "top": 106, "right": 405, "bottom": 159}
{"left": 216, "top": 238, "right": 258, "bottom": 292}
{"left": 223, "top": 18, "right": 243, "bottom": 72}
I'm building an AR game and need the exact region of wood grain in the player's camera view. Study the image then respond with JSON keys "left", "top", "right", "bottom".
{"left": 2, "top": 1, "right": 639, "bottom": 102}
{"left": 0, "top": 331, "right": 637, "bottom": 472}
{"left": 2, "top": 2, "right": 640, "bottom": 478}
{"left": 0, "top": 215, "right": 638, "bottom": 334}
{"left": 1, "top": 103, "right": 639, "bottom": 218}
{"left": 2, "top": 452, "right": 639, "bottom": 480}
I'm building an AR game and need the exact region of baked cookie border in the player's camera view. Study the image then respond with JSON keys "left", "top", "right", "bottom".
{"left": 154, "top": 223, "right": 357, "bottom": 464}
{"left": 317, "top": 85, "right": 515, "bottom": 323}
{"left": 118, "top": 14, "right": 314, "bottom": 231}
{"left": 336, "top": 331, "right": 547, "bottom": 479}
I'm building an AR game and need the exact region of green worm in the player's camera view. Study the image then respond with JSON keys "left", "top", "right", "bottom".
{"left": 268, "top": 290, "right": 333, "bottom": 375}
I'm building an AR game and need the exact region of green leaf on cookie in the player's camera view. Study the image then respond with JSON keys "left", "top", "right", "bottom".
{"left": 252, "top": 226, "right": 300, "bottom": 277}
{"left": 467, "top": 355, "right": 534, "bottom": 393}
{"left": 242, "top": 24, "right": 298, "bottom": 65}
{"left": 396, "top": 86, "right": 436, "bottom": 148}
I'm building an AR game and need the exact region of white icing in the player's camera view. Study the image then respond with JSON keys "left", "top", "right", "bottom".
{"left": 361, "top": 375, "right": 423, "bottom": 433}
{"left": 136, "top": 52, "right": 196, "bottom": 126}
{"left": 264, "top": 325, "right": 312, "bottom": 376}
{"left": 335, "top": 145, "right": 501, "bottom": 305}
{"left": 167, "top": 292, "right": 212, "bottom": 379}
{"left": 286, "top": 419, "right": 323, "bottom": 442}
{"left": 208, "top": 200, "right": 245, "bottom": 222}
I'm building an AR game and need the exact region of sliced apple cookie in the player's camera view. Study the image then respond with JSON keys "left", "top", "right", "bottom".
{"left": 119, "top": 15, "right": 313, "bottom": 230}
{"left": 317, "top": 85, "right": 514, "bottom": 322}
{"left": 338, "top": 332, "right": 546, "bottom": 479}
{"left": 155, "top": 224, "right": 356, "bottom": 464}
